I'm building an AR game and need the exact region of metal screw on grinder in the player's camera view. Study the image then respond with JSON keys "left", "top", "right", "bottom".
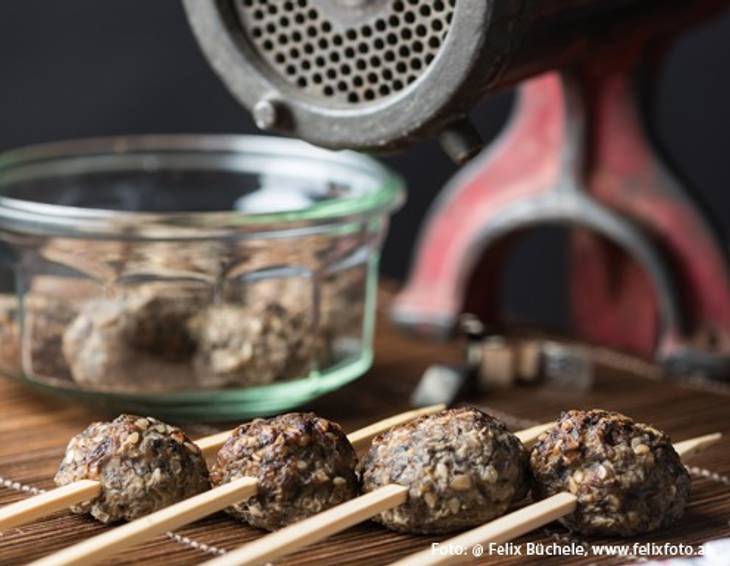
{"left": 439, "top": 118, "right": 484, "bottom": 165}
{"left": 253, "top": 99, "right": 282, "bottom": 131}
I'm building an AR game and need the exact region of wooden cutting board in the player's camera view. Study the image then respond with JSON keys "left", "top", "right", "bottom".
{"left": 0, "top": 289, "right": 728, "bottom": 566}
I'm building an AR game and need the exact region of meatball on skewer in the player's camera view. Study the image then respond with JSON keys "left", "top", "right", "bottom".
{"left": 531, "top": 409, "right": 693, "bottom": 536}
{"left": 210, "top": 413, "right": 359, "bottom": 531}
{"left": 28, "top": 406, "right": 444, "bottom": 566}
{"left": 196, "top": 408, "right": 552, "bottom": 566}
{"left": 54, "top": 415, "right": 210, "bottom": 524}
{"left": 389, "top": 412, "right": 721, "bottom": 566}
{"left": 360, "top": 407, "right": 533, "bottom": 534}
{"left": 0, "top": 414, "right": 212, "bottom": 529}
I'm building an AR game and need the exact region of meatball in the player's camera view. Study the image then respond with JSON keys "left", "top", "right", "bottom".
{"left": 25, "top": 294, "right": 77, "bottom": 380}
{"left": 55, "top": 414, "right": 210, "bottom": 523}
{"left": 530, "top": 409, "right": 690, "bottom": 536}
{"left": 63, "top": 285, "right": 201, "bottom": 393}
{"left": 188, "top": 302, "right": 313, "bottom": 388}
{"left": 360, "top": 407, "right": 530, "bottom": 534}
{"left": 0, "top": 293, "right": 76, "bottom": 380}
{"left": 210, "top": 413, "right": 359, "bottom": 531}
{"left": 0, "top": 294, "right": 21, "bottom": 374}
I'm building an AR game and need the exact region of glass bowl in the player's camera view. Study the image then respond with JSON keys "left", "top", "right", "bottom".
{"left": 0, "top": 135, "right": 404, "bottom": 421}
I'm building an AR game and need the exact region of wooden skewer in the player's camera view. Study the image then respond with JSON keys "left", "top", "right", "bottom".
{"left": 196, "top": 431, "right": 236, "bottom": 459}
{"left": 389, "top": 431, "right": 724, "bottom": 566}
{"left": 24, "top": 404, "right": 447, "bottom": 566}
{"left": 194, "top": 405, "right": 448, "bottom": 459}
{"left": 29, "top": 477, "right": 259, "bottom": 566}
{"left": 391, "top": 492, "right": 577, "bottom": 566}
{"left": 347, "top": 404, "right": 446, "bottom": 452}
{"left": 196, "top": 421, "right": 553, "bottom": 566}
{"left": 0, "top": 481, "right": 101, "bottom": 532}
{"left": 514, "top": 422, "right": 553, "bottom": 445}
{"left": 0, "top": 404, "right": 444, "bottom": 533}
{"left": 672, "top": 432, "right": 722, "bottom": 460}
{"left": 203, "top": 484, "right": 410, "bottom": 566}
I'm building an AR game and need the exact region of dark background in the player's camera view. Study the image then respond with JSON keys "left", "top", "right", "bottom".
{"left": 1, "top": 1, "right": 729, "bottom": 330}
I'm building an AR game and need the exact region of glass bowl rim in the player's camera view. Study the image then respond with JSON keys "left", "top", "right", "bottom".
{"left": 0, "top": 134, "right": 405, "bottom": 239}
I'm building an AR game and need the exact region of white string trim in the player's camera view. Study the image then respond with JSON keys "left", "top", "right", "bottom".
{"left": 164, "top": 531, "right": 227, "bottom": 557}
{"left": 687, "top": 465, "right": 730, "bottom": 487}
{"left": 0, "top": 475, "right": 45, "bottom": 496}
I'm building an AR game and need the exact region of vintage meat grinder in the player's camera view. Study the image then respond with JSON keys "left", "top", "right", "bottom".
{"left": 183, "top": 0, "right": 730, "bottom": 379}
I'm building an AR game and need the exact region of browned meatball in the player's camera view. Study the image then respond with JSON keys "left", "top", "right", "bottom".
{"left": 211, "top": 413, "right": 359, "bottom": 531}
{"left": 0, "top": 294, "right": 20, "bottom": 374}
{"left": 55, "top": 415, "right": 210, "bottom": 523}
{"left": 187, "top": 302, "right": 313, "bottom": 387}
{"left": 530, "top": 409, "right": 691, "bottom": 536}
{"left": 0, "top": 293, "right": 76, "bottom": 379}
{"left": 26, "top": 296, "right": 77, "bottom": 379}
{"left": 62, "top": 286, "right": 201, "bottom": 393}
{"left": 360, "top": 407, "right": 530, "bottom": 534}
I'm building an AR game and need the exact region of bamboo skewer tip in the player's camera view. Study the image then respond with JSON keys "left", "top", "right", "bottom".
{"left": 347, "top": 403, "right": 446, "bottom": 451}
{"left": 196, "top": 430, "right": 236, "bottom": 458}
{"left": 0, "top": 480, "right": 101, "bottom": 532}
{"left": 515, "top": 422, "right": 554, "bottom": 448}
{"left": 674, "top": 432, "right": 722, "bottom": 459}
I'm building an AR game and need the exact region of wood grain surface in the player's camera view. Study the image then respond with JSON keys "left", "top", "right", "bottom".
{"left": 0, "top": 290, "right": 728, "bottom": 566}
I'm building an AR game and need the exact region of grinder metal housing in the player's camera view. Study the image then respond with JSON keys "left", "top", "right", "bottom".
{"left": 184, "top": 0, "right": 730, "bottom": 378}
